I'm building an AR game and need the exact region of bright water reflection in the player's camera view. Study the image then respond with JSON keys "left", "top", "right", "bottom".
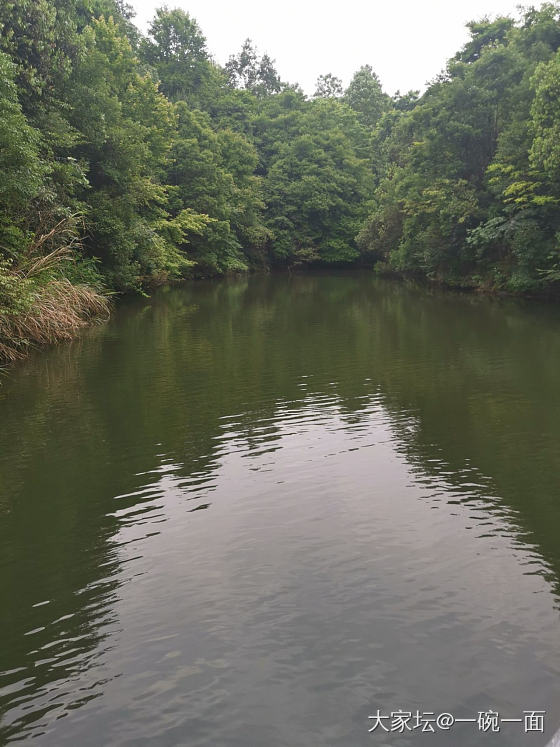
{"left": 1, "top": 273, "right": 560, "bottom": 745}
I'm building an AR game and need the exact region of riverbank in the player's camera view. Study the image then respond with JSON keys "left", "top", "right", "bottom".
{"left": 0, "top": 262, "right": 110, "bottom": 364}
{"left": 370, "top": 262, "right": 560, "bottom": 301}
{"left": 4, "top": 260, "right": 560, "bottom": 366}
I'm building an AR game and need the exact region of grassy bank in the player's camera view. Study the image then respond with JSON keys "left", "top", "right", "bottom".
{"left": 0, "top": 276, "right": 109, "bottom": 363}
{"left": 0, "top": 221, "right": 110, "bottom": 364}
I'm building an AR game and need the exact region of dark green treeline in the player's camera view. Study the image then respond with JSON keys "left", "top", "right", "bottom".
{"left": 2, "top": 1, "right": 560, "bottom": 303}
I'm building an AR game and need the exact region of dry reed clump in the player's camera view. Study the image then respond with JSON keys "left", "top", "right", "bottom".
{"left": 0, "top": 278, "right": 110, "bottom": 363}
{"left": 0, "top": 218, "right": 111, "bottom": 363}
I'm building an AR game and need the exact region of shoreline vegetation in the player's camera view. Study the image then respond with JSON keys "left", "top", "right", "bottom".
{"left": 0, "top": 217, "right": 110, "bottom": 362}
{"left": 2, "top": 2, "right": 560, "bottom": 363}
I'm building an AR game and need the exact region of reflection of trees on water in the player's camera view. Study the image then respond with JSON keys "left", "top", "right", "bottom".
{"left": 2, "top": 272, "right": 560, "bottom": 738}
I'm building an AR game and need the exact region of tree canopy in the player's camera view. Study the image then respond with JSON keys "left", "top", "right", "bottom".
{"left": 2, "top": 0, "right": 560, "bottom": 321}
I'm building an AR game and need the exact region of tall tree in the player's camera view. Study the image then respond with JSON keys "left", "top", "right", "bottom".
{"left": 141, "top": 7, "right": 211, "bottom": 103}
{"left": 344, "top": 65, "right": 389, "bottom": 127}
{"left": 225, "top": 39, "right": 282, "bottom": 96}
{"left": 314, "top": 73, "right": 343, "bottom": 98}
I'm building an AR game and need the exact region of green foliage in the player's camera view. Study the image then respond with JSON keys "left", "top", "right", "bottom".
{"left": 358, "top": 4, "right": 560, "bottom": 292}
{"left": 454, "top": 17, "right": 515, "bottom": 64}
{"left": 2, "top": 0, "right": 560, "bottom": 342}
{"left": 0, "top": 258, "right": 35, "bottom": 316}
{"left": 531, "top": 49, "right": 560, "bottom": 183}
{"left": 0, "top": 52, "right": 45, "bottom": 239}
{"left": 225, "top": 39, "right": 282, "bottom": 96}
{"left": 314, "top": 73, "right": 343, "bottom": 99}
{"left": 262, "top": 99, "right": 373, "bottom": 264}
{"left": 344, "top": 65, "right": 389, "bottom": 127}
{"left": 66, "top": 16, "right": 178, "bottom": 288}
{"left": 141, "top": 7, "right": 211, "bottom": 104}
{"left": 166, "top": 102, "right": 265, "bottom": 274}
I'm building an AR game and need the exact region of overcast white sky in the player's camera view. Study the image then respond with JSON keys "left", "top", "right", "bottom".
{"left": 130, "top": 0, "right": 525, "bottom": 95}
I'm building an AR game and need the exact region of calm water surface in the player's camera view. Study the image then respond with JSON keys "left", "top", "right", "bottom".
{"left": 1, "top": 273, "right": 560, "bottom": 746}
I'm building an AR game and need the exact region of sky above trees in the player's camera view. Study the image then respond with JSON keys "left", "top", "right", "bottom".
{"left": 131, "top": 0, "right": 525, "bottom": 94}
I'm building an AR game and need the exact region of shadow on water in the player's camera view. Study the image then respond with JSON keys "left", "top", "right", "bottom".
{"left": 1, "top": 271, "right": 560, "bottom": 743}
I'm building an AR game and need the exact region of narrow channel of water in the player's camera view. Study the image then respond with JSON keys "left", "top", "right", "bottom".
{"left": 1, "top": 272, "right": 560, "bottom": 745}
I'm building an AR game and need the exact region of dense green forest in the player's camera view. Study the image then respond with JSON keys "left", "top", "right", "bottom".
{"left": 2, "top": 1, "right": 560, "bottom": 360}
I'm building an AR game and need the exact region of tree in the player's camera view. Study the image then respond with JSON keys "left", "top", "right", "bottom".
{"left": 0, "top": 51, "right": 44, "bottom": 257}
{"left": 167, "top": 102, "right": 267, "bottom": 274}
{"left": 531, "top": 50, "right": 560, "bottom": 185}
{"left": 344, "top": 65, "right": 389, "bottom": 127}
{"left": 454, "top": 17, "right": 515, "bottom": 64}
{"left": 225, "top": 39, "right": 282, "bottom": 96}
{"left": 314, "top": 73, "right": 343, "bottom": 98}
{"left": 141, "top": 7, "right": 211, "bottom": 103}
{"left": 69, "top": 16, "right": 179, "bottom": 288}
{"left": 263, "top": 99, "right": 372, "bottom": 264}
{"left": 357, "top": 5, "right": 560, "bottom": 292}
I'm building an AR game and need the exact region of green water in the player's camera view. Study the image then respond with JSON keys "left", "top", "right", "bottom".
{"left": 1, "top": 272, "right": 560, "bottom": 745}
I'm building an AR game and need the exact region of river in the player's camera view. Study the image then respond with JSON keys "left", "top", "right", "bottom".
{"left": 1, "top": 272, "right": 560, "bottom": 745}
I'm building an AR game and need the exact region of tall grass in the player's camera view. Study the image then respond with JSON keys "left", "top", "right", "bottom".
{"left": 0, "top": 217, "right": 110, "bottom": 363}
